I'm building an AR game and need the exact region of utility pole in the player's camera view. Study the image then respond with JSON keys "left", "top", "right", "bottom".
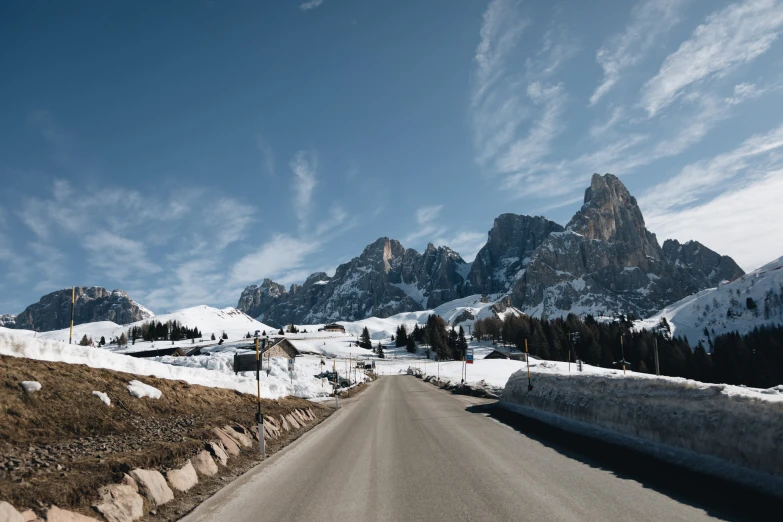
{"left": 653, "top": 337, "right": 660, "bottom": 376}
{"left": 255, "top": 336, "right": 266, "bottom": 455}
{"left": 525, "top": 338, "right": 533, "bottom": 392}
{"left": 69, "top": 286, "right": 75, "bottom": 345}
{"left": 333, "top": 360, "right": 339, "bottom": 409}
{"left": 620, "top": 334, "right": 627, "bottom": 375}
{"left": 567, "top": 331, "right": 580, "bottom": 373}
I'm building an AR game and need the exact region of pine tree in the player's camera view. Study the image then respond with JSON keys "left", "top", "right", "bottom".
{"left": 406, "top": 336, "right": 416, "bottom": 353}
{"left": 222, "top": 331, "right": 229, "bottom": 340}
{"left": 99, "top": 336, "right": 106, "bottom": 346}
{"left": 278, "top": 328, "right": 284, "bottom": 335}
{"left": 118, "top": 332, "right": 127, "bottom": 347}
{"left": 211, "top": 333, "right": 216, "bottom": 341}
{"left": 457, "top": 326, "right": 468, "bottom": 358}
{"left": 376, "top": 342, "right": 385, "bottom": 359}
{"left": 79, "top": 334, "right": 91, "bottom": 346}
{"left": 359, "top": 327, "right": 372, "bottom": 349}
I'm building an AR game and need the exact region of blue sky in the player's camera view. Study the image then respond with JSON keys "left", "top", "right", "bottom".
{"left": 1, "top": 0, "right": 783, "bottom": 314}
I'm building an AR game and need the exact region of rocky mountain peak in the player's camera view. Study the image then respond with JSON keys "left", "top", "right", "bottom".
{"left": 12, "top": 286, "right": 152, "bottom": 332}
{"left": 569, "top": 173, "right": 645, "bottom": 240}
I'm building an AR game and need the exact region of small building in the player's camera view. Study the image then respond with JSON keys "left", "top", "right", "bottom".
{"left": 483, "top": 349, "right": 527, "bottom": 362}
{"left": 319, "top": 323, "right": 346, "bottom": 333}
{"left": 264, "top": 337, "right": 301, "bottom": 359}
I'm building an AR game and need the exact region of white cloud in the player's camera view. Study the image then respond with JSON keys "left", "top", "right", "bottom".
{"left": 209, "top": 198, "right": 256, "bottom": 250}
{"left": 405, "top": 205, "right": 447, "bottom": 244}
{"left": 646, "top": 172, "right": 783, "bottom": 271}
{"left": 641, "top": 0, "right": 783, "bottom": 116}
{"left": 290, "top": 150, "right": 318, "bottom": 230}
{"left": 83, "top": 231, "right": 161, "bottom": 280}
{"left": 230, "top": 234, "right": 321, "bottom": 285}
{"left": 494, "top": 82, "right": 566, "bottom": 175}
{"left": 590, "top": 0, "right": 686, "bottom": 106}
{"left": 641, "top": 122, "right": 783, "bottom": 220}
{"left": 473, "top": 0, "right": 529, "bottom": 107}
{"left": 299, "top": 0, "right": 324, "bottom": 12}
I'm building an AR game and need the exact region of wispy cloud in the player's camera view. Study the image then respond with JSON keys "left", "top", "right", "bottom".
{"left": 230, "top": 234, "right": 322, "bottom": 285}
{"left": 645, "top": 172, "right": 783, "bottom": 271}
{"left": 405, "top": 205, "right": 447, "bottom": 244}
{"left": 83, "top": 231, "right": 161, "bottom": 280}
{"left": 590, "top": 0, "right": 686, "bottom": 106}
{"left": 640, "top": 122, "right": 783, "bottom": 220}
{"left": 290, "top": 150, "right": 318, "bottom": 230}
{"left": 208, "top": 198, "right": 256, "bottom": 250}
{"left": 641, "top": 0, "right": 783, "bottom": 116}
{"left": 299, "top": 0, "right": 324, "bottom": 12}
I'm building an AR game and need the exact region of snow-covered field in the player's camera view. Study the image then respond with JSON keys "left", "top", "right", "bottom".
{"left": 0, "top": 331, "right": 365, "bottom": 400}
{"left": 637, "top": 255, "right": 783, "bottom": 344}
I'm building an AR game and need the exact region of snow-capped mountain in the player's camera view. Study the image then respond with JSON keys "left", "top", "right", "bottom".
{"left": 240, "top": 173, "right": 743, "bottom": 324}
{"left": 10, "top": 287, "right": 153, "bottom": 332}
{"left": 0, "top": 314, "right": 15, "bottom": 328}
{"left": 639, "top": 255, "right": 783, "bottom": 345}
{"left": 238, "top": 238, "right": 471, "bottom": 327}
{"left": 3, "top": 305, "right": 276, "bottom": 346}
{"left": 511, "top": 174, "right": 745, "bottom": 318}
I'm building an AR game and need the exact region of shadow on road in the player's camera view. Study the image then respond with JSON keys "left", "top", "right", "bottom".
{"left": 466, "top": 402, "right": 778, "bottom": 522}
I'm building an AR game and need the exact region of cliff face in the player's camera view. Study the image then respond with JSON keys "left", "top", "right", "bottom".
{"left": 238, "top": 173, "right": 745, "bottom": 323}
{"left": 237, "top": 238, "right": 471, "bottom": 327}
{"left": 510, "top": 174, "right": 744, "bottom": 318}
{"left": 467, "top": 214, "right": 564, "bottom": 294}
{"left": 12, "top": 287, "right": 152, "bottom": 332}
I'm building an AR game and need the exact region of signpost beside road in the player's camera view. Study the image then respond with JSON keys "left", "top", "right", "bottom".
{"left": 466, "top": 348, "right": 474, "bottom": 365}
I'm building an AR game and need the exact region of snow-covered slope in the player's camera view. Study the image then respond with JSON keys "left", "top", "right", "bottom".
{"left": 7, "top": 305, "right": 276, "bottom": 348}
{"left": 638, "top": 255, "right": 783, "bottom": 344}
{"left": 291, "top": 294, "right": 520, "bottom": 341}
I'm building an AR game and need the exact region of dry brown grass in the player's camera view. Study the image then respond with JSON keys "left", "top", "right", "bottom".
{"left": 0, "top": 354, "right": 329, "bottom": 516}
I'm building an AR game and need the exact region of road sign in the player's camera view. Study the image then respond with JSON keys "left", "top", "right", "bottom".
{"left": 234, "top": 352, "right": 260, "bottom": 374}
{"left": 371, "top": 360, "right": 376, "bottom": 369}
{"left": 288, "top": 358, "right": 295, "bottom": 372}
{"left": 466, "top": 348, "right": 474, "bottom": 365}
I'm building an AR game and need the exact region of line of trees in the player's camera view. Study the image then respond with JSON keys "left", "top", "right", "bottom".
{"left": 127, "top": 320, "right": 202, "bottom": 343}
{"left": 472, "top": 313, "right": 783, "bottom": 388}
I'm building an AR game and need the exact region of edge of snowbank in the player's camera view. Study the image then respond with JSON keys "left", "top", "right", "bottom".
{"left": 500, "top": 371, "right": 783, "bottom": 498}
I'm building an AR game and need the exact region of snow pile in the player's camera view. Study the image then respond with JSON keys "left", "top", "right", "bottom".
{"left": 501, "top": 370, "right": 783, "bottom": 492}
{"left": 21, "top": 381, "right": 41, "bottom": 393}
{"left": 92, "top": 390, "right": 111, "bottom": 406}
{"left": 0, "top": 331, "right": 343, "bottom": 399}
{"left": 127, "top": 380, "right": 162, "bottom": 399}
{"left": 638, "top": 255, "right": 783, "bottom": 344}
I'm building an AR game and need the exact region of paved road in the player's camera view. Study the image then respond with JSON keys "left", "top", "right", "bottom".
{"left": 183, "top": 376, "right": 721, "bottom": 522}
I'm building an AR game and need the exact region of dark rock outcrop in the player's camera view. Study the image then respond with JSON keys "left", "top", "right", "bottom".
{"left": 238, "top": 173, "right": 745, "bottom": 323}
{"left": 0, "top": 314, "right": 15, "bottom": 328}
{"left": 467, "top": 214, "right": 564, "bottom": 294}
{"left": 237, "top": 238, "right": 470, "bottom": 326}
{"left": 13, "top": 287, "right": 152, "bottom": 332}
{"left": 510, "top": 174, "right": 745, "bottom": 318}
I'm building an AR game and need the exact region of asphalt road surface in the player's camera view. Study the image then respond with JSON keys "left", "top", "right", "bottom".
{"left": 182, "top": 376, "right": 749, "bottom": 522}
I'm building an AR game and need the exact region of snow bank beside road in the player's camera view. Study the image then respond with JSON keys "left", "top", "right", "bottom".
{"left": 501, "top": 371, "right": 783, "bottom": 495}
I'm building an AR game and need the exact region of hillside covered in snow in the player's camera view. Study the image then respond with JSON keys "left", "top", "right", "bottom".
{"left": 639, "top": 256, "right": 783, "bottom": 345}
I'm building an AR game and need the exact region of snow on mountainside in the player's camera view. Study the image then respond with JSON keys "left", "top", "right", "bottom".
{"left": 238, "top": 239, "right": 472, "bottom": 327}
{"left": 3, "top": 305, "right": 276, "bottom": 347}
{"left": 239, "top": 174, "right": 744, "bottom": 325}
{"left": 638, "top": 256, "right": 783, "bottom": 345}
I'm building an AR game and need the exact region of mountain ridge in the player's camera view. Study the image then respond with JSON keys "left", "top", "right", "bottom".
{"left": 239, "top": 173, "right": 745, "bottom": 325}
